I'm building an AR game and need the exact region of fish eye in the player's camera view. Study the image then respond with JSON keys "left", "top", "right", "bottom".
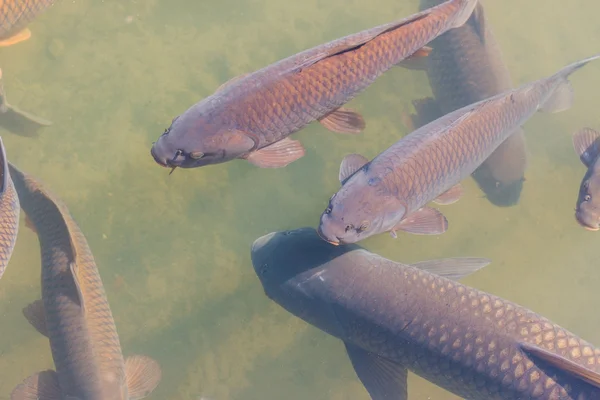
{"left": 585, "top": 194, "right": 592, "bottom": 201}
{"left": 358, "top": 221, "right": 370, "bottom": 232}
{"left": 171, "top": 149, "right": 183, "bottom": 163}
{"left": 345, "top": 224, "right": 354, "bottom": 233}
{"left": 325, "top": 205, "right": 332, "bottom": 214}
{"left": 189, "top": 151, "right": 205, "bottom": 159}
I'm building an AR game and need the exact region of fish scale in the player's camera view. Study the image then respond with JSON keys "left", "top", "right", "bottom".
{"left": 0, "top": 139, "right": 19, "bottom": 280}
{"left": 252, "top": 228, "right": 600, "bottom": 399}
{"left": 151, "top": 0, "right": 479, "bottom": 169}
{"left": 0, "top": 0, "right": 54, "bottom": 41}
{"left": 8, "top": 164, "right": 128, "bottom": 399}
{"left": 320, "top": 56, "right": 597, "bottom": 245}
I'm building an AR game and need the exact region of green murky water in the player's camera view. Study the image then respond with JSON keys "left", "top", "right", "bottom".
{"left": 1, "top": 0, "right": 599, "bottom": 398}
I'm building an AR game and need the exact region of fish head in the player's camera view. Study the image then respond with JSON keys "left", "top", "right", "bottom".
{"left": 318, "top": 172, "right": 405, "bottom": 245}
{"left": 251, "top": 227, "right": 360, "bottom": 336}
{"left": 151, "top": 113, "right": 255, "bottom": 169}
{"left": 251, "top": 227, "right": 357, "bottom": 290}
{"left": 575, "top": 167, "right": 600, "bottom": 231}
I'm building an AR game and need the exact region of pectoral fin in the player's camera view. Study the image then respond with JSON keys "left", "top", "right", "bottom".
{"left": 24, "top": 214, "right": 37, "bottom": 233}
{"left": 406, "top": 96, "right": 443, "bottom": 132}
{"left": 410, "top": 258, "right": 491, "bottom": 280}
{"left": 572, "top": 128, "right": 600, "bottom": 167}
{"left": 10, "top": 370, "right": 61, "bottom": 400}
{"left": 392, "top": 207, "right": 448, "bottom": 236}
{"left": 0, "top": 70, "right": 52, "bottom": 136}
{"left": 318, "top": 107, "right": 365, "bottom": 134}
{"left": 0, "top": 28, "right": 32, "bottom": 47}
{"left": 339, "top": 153, "right": 369, "bottom": 183}
{"left": 540, "top": 80, "right": 574, "bottom": 113}
{"left": 520, "top": 342, "right": 600, "bottom": 390}
{"left": 22, "top": 299, "right": 49, "bottom": 337}
{"left": 125, "top": 355, "right": 163, "bottom": 400}
{"left": 396, "top": 46, "right": 431, "bottom": 71}
{"left": 245, "top": 137, "right": 306, "bottom": 168}
{"left": 344, "top": 342, "right": 408, "bottom": 400}
{"left": 433, "top": 183, "right": 463, "bottom": 205}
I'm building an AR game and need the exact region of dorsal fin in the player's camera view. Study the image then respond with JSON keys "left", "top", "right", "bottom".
{"left": 288, "top": 11, "right": 431, "bottom": 74}
{"left": 0, "top": 136, "right": 8, "bottom": 196}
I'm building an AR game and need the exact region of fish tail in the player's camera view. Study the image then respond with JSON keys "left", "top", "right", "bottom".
{"left": 449, "top": 0, "right": 479, "bottom": 29}
{"left": 557, "top": 54, "right": 600, "bottom": 79}
{"left": 540, "top": 54, "right": 600, "bottom": 114}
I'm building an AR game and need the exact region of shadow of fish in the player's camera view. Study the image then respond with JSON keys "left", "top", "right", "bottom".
{"left": 150, "top": 0, "right": 479, "bottom": 172}
{"left": 571, "top": 128, "right": 600, "bottom": 231}
{"left": 252, "top": 227, "right": 600, "bottom": 400}
{"left": 318, "top": 54, "right": 600, "bottom": 245}
{"left": 0, "top": 0, "right": 55, "bottom": 47}
{"left": 0, "top": 68, "right": 52, "bottom": 136}
{"left": 0, "top": 136, "right": 19, "bottom": 280}
{"left": 8, "top": 163, "right": 162, "bottom": 400}
{"left": 408, "top": 0, "right": 528, "bottom": 207}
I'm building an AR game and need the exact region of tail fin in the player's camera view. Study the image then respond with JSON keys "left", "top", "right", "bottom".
{"left": 449, "top": 0, "right": 480, "bottom": 29}
{"left": 541, "top": 54, "right": 600, "bottom": 113}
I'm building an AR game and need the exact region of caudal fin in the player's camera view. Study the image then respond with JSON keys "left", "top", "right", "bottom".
{"left": 541, "top": 54, "right": 600, "bottom": 113}
{"left": 449, "top": 0, "right": 480, "bottom": 29}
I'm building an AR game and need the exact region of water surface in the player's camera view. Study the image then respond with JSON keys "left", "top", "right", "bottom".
{"left": 0, "top": 0, "right": 599, "bottom": 398}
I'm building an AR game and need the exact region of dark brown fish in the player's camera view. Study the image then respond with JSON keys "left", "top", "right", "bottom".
{"left": 9, "top": 163, "right": 161, "bottom": 400}
{"left": 318, "top": 55, "right": 600, "bottom": 245}
{"left": 0, "top": 68, "right": 52, "bottom": 136}
{"left": 571, "top": 128, "right": 600, "bottom": 231}
{"left": 409, "top": 0, "right": 528, "bottom": 207}
{"left": 0, "top": 0, "right": 55, "bottom": 47}
{"left": 150, "top": 0, "right": 479, "bottom": 171}
{"left": 0, "top": 136, "right": 19, "bottom": 280}
{"left": 252, "top": 227, "right": 600, "bottom": 400}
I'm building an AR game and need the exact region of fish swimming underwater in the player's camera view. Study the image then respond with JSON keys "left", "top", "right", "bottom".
{"left": 571, "top": 128, "right": 600, "bottom": 231}
{"left": 0, "top": 136, "right": 19, "bottom": 280}
{"left": 0, "top": 68, "right": 52, "bottom": 136}
{"left": 150, "top": 0, "right": 479, "bottom": 171}
{"left": 252, "top": 227, "right": 600, "bottom": 400}
{"left": 9, "top": 163, "right": 161, "bottom": 400}
{"left": 318, "top": 54, "right": 600, "bottom": 245}
{"left": 410, "top": 0, "right": 528, "bottom": 207}
{"left": 0, "top": 0, "right": 55, "bottom": 47}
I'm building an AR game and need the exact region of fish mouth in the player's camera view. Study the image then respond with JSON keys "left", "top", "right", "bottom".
{"left": 150, "top": 147, "right": 169, "bottom": 168}
{"left": 575, "top": 211, "right": 600, "bottom": 231}
{"left": 317, "top": 226, "right": 340, "bottom": 246}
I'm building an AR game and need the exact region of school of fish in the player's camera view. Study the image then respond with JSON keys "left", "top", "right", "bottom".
{"left": 2, "top": 0, "right": 600, "bottom": 399}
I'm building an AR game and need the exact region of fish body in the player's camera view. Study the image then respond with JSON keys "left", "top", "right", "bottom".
{"left": 9, "top": 163, "right": 161, "bottom": 400}
{"left": 0, "top": 136, "right": 19, "bottom": 280}
{"left": 318, "top": 55, "right": 600, "bottom": 245}
{"left": 0, "top": 0, "right": 55, "bottom": 46}
{"left": 412, "top": 0, "right": 528, "bottom": 207}
{"left": 150, "top": 0, "right": 479, "bottom": 171}
{"left": 252, "top": 227, "right": 600, "bottom": 400}
{"left": 571, "top": 128, "right": 600, "bottom": 231}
